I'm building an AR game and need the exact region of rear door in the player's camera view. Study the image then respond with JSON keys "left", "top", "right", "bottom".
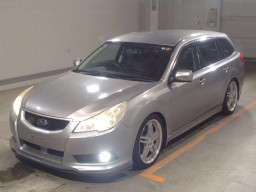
{"left": 196, "top": 38, "right": 228, "bottom": 112}
{"left": 216, "top": 37, "right": 237, "bottom": 98}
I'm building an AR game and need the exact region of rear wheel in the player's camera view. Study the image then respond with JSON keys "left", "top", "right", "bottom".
{"left": 132, "top": 114, "right": 163, "bottom": 169}
{"left": 222, "top": 80, "right": 238, "bottom": 115}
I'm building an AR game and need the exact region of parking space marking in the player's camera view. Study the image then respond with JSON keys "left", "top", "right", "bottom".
{"left": 139, "top": 99, "right": 256, "bottom": 183}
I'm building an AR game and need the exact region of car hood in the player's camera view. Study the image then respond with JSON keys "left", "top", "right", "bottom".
{"left": 23, "top": 72, "right": 157, "bottom": 121}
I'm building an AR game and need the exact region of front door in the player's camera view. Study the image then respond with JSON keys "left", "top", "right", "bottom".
{"left": 168, "top": 42, "right": 208, "bottom": 133}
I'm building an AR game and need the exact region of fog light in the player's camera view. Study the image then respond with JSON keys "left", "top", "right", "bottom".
{"left": 73, "top": 152, "right": 118, "bottom": 163}
{"left": 99, "top": 151, "right": 111, "bottom": 163}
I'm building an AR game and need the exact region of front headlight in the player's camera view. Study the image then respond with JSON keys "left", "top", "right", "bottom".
{"left": 74, "top": 102, "right": 127, "bottom": 133}
{"left": 13, "top": 86, "right": 34, "bottom": 116}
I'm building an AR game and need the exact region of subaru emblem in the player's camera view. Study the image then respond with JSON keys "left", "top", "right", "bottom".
{"left": 37, "top": 118, "right": 48, "bottom": 127}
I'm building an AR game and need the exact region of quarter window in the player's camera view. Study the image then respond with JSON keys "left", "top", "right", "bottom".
{"left": 198, "top": 40, "right": 221, "bottom": 67}
{"left": 218, "top": 38, "right": 235, "bottom": 58}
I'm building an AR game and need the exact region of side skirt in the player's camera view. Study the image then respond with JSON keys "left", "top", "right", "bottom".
{"left": 167, "top": 106, "right": 222, "bottom": 143}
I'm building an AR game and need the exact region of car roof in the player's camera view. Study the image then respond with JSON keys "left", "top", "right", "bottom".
{"left": 108, "top": 30, "right": 227, "bottom": 46}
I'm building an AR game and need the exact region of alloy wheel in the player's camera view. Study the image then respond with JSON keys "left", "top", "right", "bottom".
{"left": 226, "top": 81, "right": 238, "bottom": 112}
{"left": 139, "top": 119, "right": 163, "bottom": 164}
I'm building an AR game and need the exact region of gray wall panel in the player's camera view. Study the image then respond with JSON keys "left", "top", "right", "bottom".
{"left": 221, "top": 0, "right": 256, "bottom": 57}
{"left": 0, "top": 0, "right": 150, "bottom": 81}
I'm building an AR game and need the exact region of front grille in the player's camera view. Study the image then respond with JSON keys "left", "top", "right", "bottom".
{"left": 21, "top": 139, "right": 64, "bottom": 158}
{"left": 25, "top": 111, "right": 69, "bottom": 131}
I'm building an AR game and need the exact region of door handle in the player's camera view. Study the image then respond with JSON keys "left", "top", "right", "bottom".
{"left": 223, "top": 67, "right": 229, "bottom": 72}
{"left": 199, "top": 78, "right": 206, "bottom": 85}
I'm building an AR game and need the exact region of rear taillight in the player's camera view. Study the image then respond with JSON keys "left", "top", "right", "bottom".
{"left": 240, "top": 53, "right": 244, "bottom": 63}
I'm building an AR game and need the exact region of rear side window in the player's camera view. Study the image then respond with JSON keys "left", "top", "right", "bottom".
{"left": 218, "top": 38, "right": 235, "bottom": 58}
{"left": 198, "top": 40, "right": 221, "bottom": 67}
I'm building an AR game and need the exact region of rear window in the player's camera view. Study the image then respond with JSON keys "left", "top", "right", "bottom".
{"left": 218, "top": 38, "right": 235, "bottom": 58}
{"left": 198, "top": 40, "right": 221, "bottom": 67}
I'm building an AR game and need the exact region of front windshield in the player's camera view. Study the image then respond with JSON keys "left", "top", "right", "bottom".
{"left": 74, "top": 42, "right": 174, "bottom": 82}
{"left": 74, "top": 42, "right": 173, "bottom": 81}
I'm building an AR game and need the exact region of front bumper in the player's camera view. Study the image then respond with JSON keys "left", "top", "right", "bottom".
{"left": 9, "top": 137, "right": 131, "bottom": 175}
{"left": 9, "top": 110, "right": 135, "bottom": 175}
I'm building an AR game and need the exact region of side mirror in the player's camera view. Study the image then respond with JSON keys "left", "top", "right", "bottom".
{"left": 73, "top": 58, "right": 82, "bottom": 67}
{"left": 174, "top": 70, "right": 193, "bottom": 82}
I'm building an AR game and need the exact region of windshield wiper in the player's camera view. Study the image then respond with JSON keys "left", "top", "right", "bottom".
{"left": 74, "top": 70, "right": 156, "bottom": 82}
{"left": 75, "top": 70, "right": 106, "bottom": 76}
{"left": 74, "top": 70, "right": 124, "bottom": 79}
{"left": 120, "top": 76, "right": 156, "bottom": 82}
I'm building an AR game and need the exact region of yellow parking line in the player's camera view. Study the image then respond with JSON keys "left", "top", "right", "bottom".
{"left": 139, "top": 99, "right": 256, "bottom": 183}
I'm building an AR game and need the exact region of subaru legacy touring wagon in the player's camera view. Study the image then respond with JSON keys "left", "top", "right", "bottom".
{"left": 9, "top": 30, "right": 244, "bottom": 174}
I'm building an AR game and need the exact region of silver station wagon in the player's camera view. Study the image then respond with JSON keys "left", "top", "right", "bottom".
{"left": 9, "top": 30, "right": 244, "bottom": 175}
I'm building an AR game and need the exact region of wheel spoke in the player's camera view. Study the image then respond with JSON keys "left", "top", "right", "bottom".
{"left": 152, "top": 131, "right": 159, "bottom": 141}
{"left": 141, "top": 146, "right": 150, "bottom": 159}
{"left": 231, "top": 90, "right": 236, "bottom": 97}
{"left": 227, "top": 92, "right": 232, "bottom": 99}
{"left": 147, "top": 122, "right": 154, "bottom": 137}
{"left": 227, "top": 99, "right": 232, "bottom": 108}
{"left": 140, "top": 136, "right": 147, "bottom": 144}
{"left": 149, "top": 145, "right": 156, "bottom": 156}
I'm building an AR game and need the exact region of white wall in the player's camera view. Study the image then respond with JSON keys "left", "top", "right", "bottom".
{"left": 158, "top": 0, "right": 220, "bottom": 32}
{"left": 159, "top": 0, "right": 256, "bottom": 58}
{"left": 150, "top": 0, "right": 159, "bottom": 30}
{"left": 158, "top": 0, "right": 175, "bottom": 30}
{"left": 0, "top": 0, "right": 150, "bottom": 81}
{"left": 203, "top": 0, "right": 221, "bottom": 32}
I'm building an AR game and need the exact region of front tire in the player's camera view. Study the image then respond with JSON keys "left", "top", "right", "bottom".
{"left": 132, "top": 114, "right": 163, "bottom": 170}
{"left": 222, "top": 80, "right": 238, "bottom": 115}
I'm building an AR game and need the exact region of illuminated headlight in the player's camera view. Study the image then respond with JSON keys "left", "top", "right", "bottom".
{"left": 74, "top": 102, "right": 127, "bottom": 133}
{"left": 13, "top": 86, "right": 34, "bottom": 116}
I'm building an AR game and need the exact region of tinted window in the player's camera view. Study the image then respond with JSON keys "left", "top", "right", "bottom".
{"left": 175, "top": 44, "right": 200, "bottom": 72}
{"left": 218, "top": 38, "right": 235, "bottom": 58}
{"left": 75, "top": 42, "right": 173, "bottom": 81}
{"left": 198, "top": 40, "right": 221, "bottom": 67}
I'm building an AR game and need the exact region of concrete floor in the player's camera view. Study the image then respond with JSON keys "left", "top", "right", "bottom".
{"left": 0, "top": 62, "right": 256, "bottom": 192}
